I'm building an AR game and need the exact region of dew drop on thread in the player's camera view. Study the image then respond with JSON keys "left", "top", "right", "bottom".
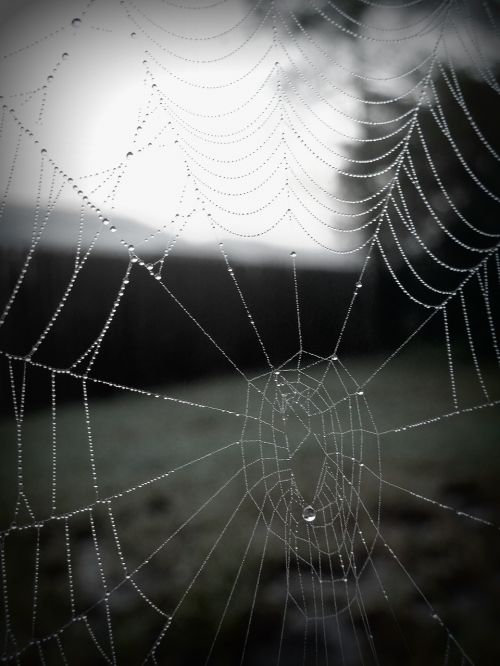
{"left": 302, "top": 505, "right": 316, "bottom": 522}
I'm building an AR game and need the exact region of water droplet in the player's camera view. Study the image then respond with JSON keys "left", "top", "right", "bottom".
{"left": 126, "top": 151, "right": 133, "bottom": 159}
{"left": 357, "top": 390, "right": 364, "bottom": 395}
{"left": 62, "top": 52, "right": 69, "bottom": 60}
{"left": 290, "top": 251, "right": 296, "bottom": 258}
{"left": 355, "top": 281, "right": 362, "bottom": 289}
{"left": 40, "top": 148, "right": 47, "bottom": 154}
{"left": 302, "top": 505, "right": 316, "bottom": 523}
{"left": 109, "top": 225, "right": 116, "bottom": 233}
{"left": 130, "top": 32, "right": 137, "bottom": 39}
{"left": 102, "top": 218, "right": 109, "bottom": 226}
{"left": 71, "top": 18, "right": 81, "bottom": 28}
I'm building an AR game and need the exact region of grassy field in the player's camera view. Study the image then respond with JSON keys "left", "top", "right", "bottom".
{"left": 0, "top": 347, "right": 499, "bottom": 665}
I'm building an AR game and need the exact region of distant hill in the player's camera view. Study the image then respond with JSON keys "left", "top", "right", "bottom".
{"left": 0, "top": 204, "right": 194, "bottom": 256}
{"left": 0, "top": 204, "right": 355, "bottom": 269}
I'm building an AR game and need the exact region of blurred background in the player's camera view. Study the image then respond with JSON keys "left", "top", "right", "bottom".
{"left": 0, "top": 0, "right": 499, "bottom": 664}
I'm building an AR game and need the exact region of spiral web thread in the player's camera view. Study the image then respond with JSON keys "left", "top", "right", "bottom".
{"left": 0, "top": 0, "right": 499, "bottom": 664}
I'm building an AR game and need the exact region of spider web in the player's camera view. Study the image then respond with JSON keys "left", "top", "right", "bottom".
{"left": 0, "top": 0, "right": 499, "bottom": 664}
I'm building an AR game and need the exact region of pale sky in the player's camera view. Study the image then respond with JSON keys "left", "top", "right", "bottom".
{"left": 0, "top": 0, "right": 370, "bottom": 265}
{"left": 1, "top": 0, "right": 487, "bottom": 266}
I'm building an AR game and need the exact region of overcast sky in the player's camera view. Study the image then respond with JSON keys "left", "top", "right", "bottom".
{"left": 1, "top": 0, "right": 496, "bottom": 265}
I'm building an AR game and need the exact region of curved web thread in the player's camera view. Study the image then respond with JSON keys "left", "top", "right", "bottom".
{"left": 0, "top": 0, "right": 499, "bottom": 664}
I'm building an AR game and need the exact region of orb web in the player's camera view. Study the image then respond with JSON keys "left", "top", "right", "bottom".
{"left": 242, "top": 354, "right": 381, "bottom": 597}
{"left": 0, "top": 0, "right": 499, "bottom": 665}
